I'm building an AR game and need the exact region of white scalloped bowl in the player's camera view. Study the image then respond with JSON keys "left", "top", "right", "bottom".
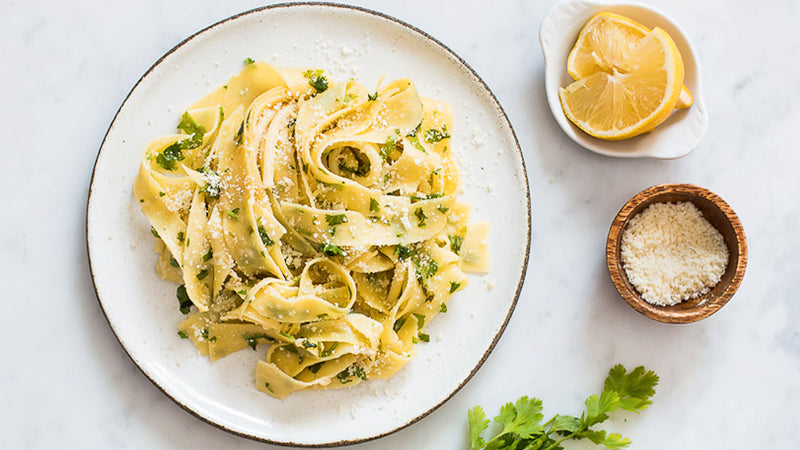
{"left": 540, "top": 0, "right": 708, "bottom": 159}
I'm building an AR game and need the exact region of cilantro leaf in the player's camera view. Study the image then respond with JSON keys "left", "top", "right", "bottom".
{"left": 303, "top": 69, "right": 328, "bottom": 92}
{"left": 604, "top": 365, "right": 659, "bottom": 413}
{"left": 494, "top": 396, "right": 544, "bottom": 440}
{"left": 468, "top": 406, "right": 490, "bottom": 449}
{"left": 466, "top": 365, "right": 657, "bottom": 450}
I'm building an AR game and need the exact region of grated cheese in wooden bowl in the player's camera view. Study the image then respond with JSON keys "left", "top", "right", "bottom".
{"left": 620, "top": 201, "right": 729, "bottom": 306}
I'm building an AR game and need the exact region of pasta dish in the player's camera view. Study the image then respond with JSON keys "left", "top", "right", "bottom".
{"left": 133, "top": 62, "right": 488, "bottom": 398}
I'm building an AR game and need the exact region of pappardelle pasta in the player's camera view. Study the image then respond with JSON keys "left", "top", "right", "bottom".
{"left": 133, "top": 62, "right": 489, "bottom": 398}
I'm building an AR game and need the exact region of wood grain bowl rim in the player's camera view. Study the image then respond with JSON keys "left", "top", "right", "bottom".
{"left": 606, "top": 183, "right": 747, "bottom": 324}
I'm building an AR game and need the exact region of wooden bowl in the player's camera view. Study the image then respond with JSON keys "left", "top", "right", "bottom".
{"left": 606, "top": 184, "right": 747, "bottom": 323}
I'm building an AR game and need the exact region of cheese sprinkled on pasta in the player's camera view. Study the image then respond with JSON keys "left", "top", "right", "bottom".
{"left": 133, "top": 62, "right": 489, "bottom": 398}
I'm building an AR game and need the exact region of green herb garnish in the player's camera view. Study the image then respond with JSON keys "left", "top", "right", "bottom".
{"left": 325, "top": 214, "right": 348, "bottom": 226}
{"left": 369, "top": 198, "right": 380, "bottom": 213}
{"left": 303, "top": 69, "right": 328, "bottom": 92}
{"left": 227, "top": 208, "right": 240, "bottom": 220}
{"left": 320, "top": 342, "right": 338, "bottom": 357}
{"left": 258, "top": 225, "right": 274, "bottom": 246}
{"left": 393, "top": 316, "right": 407, "bottom": 332}
{"left": 448, "top": 234, "right": 463, "bottom": 255}
{"left": 414, "top": 208, "right": 427, "bottom": 227}
{"left": 449, "top": 281, "right": 461, "bottom": 294}
{"left": 413, "top": 313, "right": 426, "bottom": 329}
{"left": 424, "top": 124, "right": 450, "bottom": 144}
{"left": 468, "top": 364, "right": 658, "bottom": 450}
{"left": 368, "top": 92, "right": 378, "bottom": 101}
{"left": 176, "top": 285, "right": 192, "bottom": 314}
{"left": 322, "top": 243, "right": 343, "bottom": 257}
{"left": 196, "top": 269, "right": 209, "bottom": 281}
{"left": 394, "top": 245, "right": 413, "bottom": 261}
{"left": 177, "top": 330, "right": 188, "bottom": 339}
{"left": 155, "top": 142, "right": 185, "bottom": 170}
{"left": 243, "top": 332, "right": 272, "bottom": 350}
{"left": 244, "top": 57, "right": 255, "bottom": 65}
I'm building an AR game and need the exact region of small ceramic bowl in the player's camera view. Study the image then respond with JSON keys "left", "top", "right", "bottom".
{"left": 540, "top": 0, "right": 709, "bottom": 159}
{"left": 606, "top": 184, "right": 747, "bottom": 323}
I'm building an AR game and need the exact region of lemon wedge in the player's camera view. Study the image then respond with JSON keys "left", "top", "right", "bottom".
{"left": 566, "top": 12, "right": 692, "bottom": 109}
{"left": 559, "top": 13, "right": 686, "bottom": 140}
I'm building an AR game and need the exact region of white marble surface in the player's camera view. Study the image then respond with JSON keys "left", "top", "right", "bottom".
{"left": 2, "top": 0, "right": 799, "bottom": 448}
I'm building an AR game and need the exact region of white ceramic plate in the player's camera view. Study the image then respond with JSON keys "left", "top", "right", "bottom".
{"left": 87, "top": 3, "right": 530, "bottom": 446}
{"left": 540, "top": 0, "right": 709, "bottom": 159}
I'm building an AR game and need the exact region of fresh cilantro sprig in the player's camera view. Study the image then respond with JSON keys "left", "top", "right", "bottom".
{"left": 468, "top": 365, "right": 658, "bottom": 450}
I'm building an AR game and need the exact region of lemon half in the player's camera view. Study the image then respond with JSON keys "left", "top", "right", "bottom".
{"left": 559, "top": 12, "right": 688, "bottom": 140}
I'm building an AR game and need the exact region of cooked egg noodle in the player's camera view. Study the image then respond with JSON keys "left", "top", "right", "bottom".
{"left": 133, "top": 63, "right": 489, "bottom": 398}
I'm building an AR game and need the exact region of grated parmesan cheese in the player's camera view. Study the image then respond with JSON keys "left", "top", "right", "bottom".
{"left": 620, "top": 201, "right": 729, "bottom": 306}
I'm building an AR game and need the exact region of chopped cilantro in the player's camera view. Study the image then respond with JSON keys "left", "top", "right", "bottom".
{"left": 369, "top": 198, "right": 380, "bottom": 213}
{"left": 448, "top": 234, "right": 464, "bottom": 255}
{"left": 279, "top": 331, "right": 295, "bottom": 342}
{"left": 177, "top": 330, "right": 188, "bottom": 339}
{"left": 322, "top": 243, "right": 343, "bottom": 257}
{"left": 353, "top": 365, "right": 367, "bottom": 381}
{"left": 243, "top": 57, "right": 255, "bottom": 65}
{"left": 380, "top": 130, "right": 401, "bottom": 161}
{"left": 424, "top": 124, "right": 450, "bottom": 143}
{"left": 393, "top": 316, "right": 407, "bottom": 332}
{"left": 320, "top": 342, "right": 338, "bottom": 357}
{"left": 394, "top": 245, "right": 413, "bottom": 261}
{"left": 336, "top": 369, "right": 353, "bottom": 384}
{"left": 413, "top": 313, "right": 426, "bottom": 329}
{"left": 412, "top": 252, "right": 438, "bottom": 289}
{"left": 176, "top": 285, "right": 192, "bottom": 314}
{"left": 368, "top": 91, "right": 378, "bottom": 101}
{"left": 243, "top": 332, "right": 272, "bottom": 350}
{"left": 258, "top": 225, "right": 274, "bottom": 246}
{"left": 303, "top": 69, "right": 328, "bottom": 92}
{"left": 415, "top": 208, "right": 427, "bottom": 227}
{"left": 449, "top": 281, "right": 461, "bottom": 293}
{"left": 155, "top": 142, "right": 184, "bottom": 170}
{"left": 177, "top": 111, "right": 205, "bottom": 138}
{"left": 440, "top": 303, "right": 448, "bottom": 313}
{"left": 234, "top": 121, "right": 244, "bottom": 145}
{"left": 159, "top": 191, "right": 165, "bottom": 197}
{"left": 196, "top": 269, "right": 209, "bottom": 281}
{"left": 325, "top": 214, "right": 348, "bottom": 226}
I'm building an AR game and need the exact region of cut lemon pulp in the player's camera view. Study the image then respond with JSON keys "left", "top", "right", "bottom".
{"left": 560, "top": 14, "right": 685, "bottom": 140}
{"left": 567, "top": 12, "right": 693, "bottom": 109}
